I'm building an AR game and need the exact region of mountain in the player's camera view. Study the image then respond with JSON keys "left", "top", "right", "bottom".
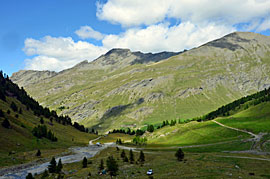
{"left": 0, "top": 72, "right": 96, "bottom": 167}
{"left": 11, "top": 32, "right": 270, "bottom": 133}
{"left": 11, "top": 70, "right": 57, "bottom": 88}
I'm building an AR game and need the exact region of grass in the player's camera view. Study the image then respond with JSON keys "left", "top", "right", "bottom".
{"left": 34, "top": 147, "right": 270, "bottom": 179}
{"left": 146, "top": 120, "right": 249, "bottom": 146}
{"left": 95, "top": 133, "right": 134, "bottom": 144}
{"left": 15, "top": 47, "right": 269, "bottom": 133}
{"left": 0, "top": 97, "right": 97, "bottom": 167}
{"left": 217, "top": 102, "right": 270, "bottom": 134}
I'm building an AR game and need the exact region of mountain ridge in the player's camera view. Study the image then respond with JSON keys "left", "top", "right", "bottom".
{"left": 10, "top": 32, "right": 270, "bottom": 133}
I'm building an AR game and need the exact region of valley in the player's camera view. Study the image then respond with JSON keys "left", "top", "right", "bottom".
{"left": 1, "top": 32, "right": 270, "bottom": 178}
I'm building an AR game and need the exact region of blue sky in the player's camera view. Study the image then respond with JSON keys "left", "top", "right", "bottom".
{"left": 0, "top": 0, "right": 269, "bottom": 75}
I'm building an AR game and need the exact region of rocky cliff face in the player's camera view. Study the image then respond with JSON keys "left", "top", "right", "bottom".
{"left": 11, "top": 32, "right": 270, "bottom": 133}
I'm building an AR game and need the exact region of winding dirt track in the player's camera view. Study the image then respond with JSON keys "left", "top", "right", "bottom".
{"left": 212, "top": 120, "right": 257, "bottom": 138}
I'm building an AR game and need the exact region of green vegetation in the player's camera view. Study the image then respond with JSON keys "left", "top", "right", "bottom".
{"left": 48, "top": 157, "right": 57, "bottom": 173}
{"left": 82, "top": 157, "right": 87, "bottom": 168}
{"left": 217, "top": 102, "right": 270, "bottom": 134}
{"left": 12, "top": 33, "right": 270, "bottom": 133}
{"left": 34, "top": 147, "right": 270, "bottom": 178}
{"left": 106, "top": 155, "right": 118, "bottom": 177}
{"left": 0, "top": 71, "right": 97, "bottom": 167}
{"left": 175, "top": 148, "right": 184, "bottom": 161}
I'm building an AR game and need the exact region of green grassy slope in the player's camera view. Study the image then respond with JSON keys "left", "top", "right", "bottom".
{"left": 0, "top": 96, "right": 97, "bottom": 167}
{"left": 145, "top": 97, "right": 270, "bottom": 149}
{"left": 217, "top": 102, "right": 270, "bottom": 134}
{"left": 11, "top": 32, "right": 270, "bottom": 133}
{"left": 0, "top": 75, "right": 97, "bottom": 167}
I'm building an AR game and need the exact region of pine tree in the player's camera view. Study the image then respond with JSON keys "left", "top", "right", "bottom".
{"left": 26, "top": 173, "right": 34, "bottom": 179}
{"left": 99, "top": 159, "right": 104, "bottom": 170}
{"left": 36, "top": 149, "right": 41, "bottom": 157}
{"left": 138, "top": 150, "right": 145, "bottom": 163}
{"left": 40, "top": 117, "right": 44, "bottom": 124}
{"left": 129, "top": 149, "right": 134, "bottom": 163}
{"left": 56, "top": 159, "right": 63, "bottom": 173}
{"left": 106, "top": 156, "right": 118, "bottom": 177}
{"left": 0, "top": 109, "right": 4, "bottom": 117}
{"left": 124, "top": 156, "right": 129, "bottom": 162}
{"left": 48, "top": 157, "right": 57, "bottom": 173}
{"left": 82, "top": 157, "right": 87, "bottom": 168}
{"left": 120, "top": 150, "right": 126, "bottom": 158}
{"left": 10, "top": 102, "right": 18, "bottom": 112}
{"left": 1, "top": 118, "right": 11, "bottom": 129}
{"left": 175, "top": 148, "right": 184, "bottom": 161}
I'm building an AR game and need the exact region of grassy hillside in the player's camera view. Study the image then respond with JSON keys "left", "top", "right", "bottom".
{"left": 0, "top": 74, "right": 97, "bottom": 167}
{"left": 11, "top": 32, "right": 270, "bottom": 133}
{"left": 217, "top": 102, "right": 270, "bottom": 134}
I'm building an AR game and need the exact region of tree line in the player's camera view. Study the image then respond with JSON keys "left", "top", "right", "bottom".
{"left": 0, "top": 70, "right": 89, "bottom": 133}
{"left": 195, "top": 87, "right": 270, "bottom": 122}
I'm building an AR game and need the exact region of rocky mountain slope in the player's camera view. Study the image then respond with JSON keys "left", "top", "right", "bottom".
{"left": 11, "top": 32, "right": 270, "bottom": 133}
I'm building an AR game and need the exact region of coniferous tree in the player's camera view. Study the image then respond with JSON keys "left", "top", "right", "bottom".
{"left": 56, "top": 159, "right": 63, "bottom": 173}
{"left": 0, "top": 109, "right": 4, "bottom": 117}
{"left": 138, "top": 150, "right": 145, "bottom": 163}
{"left": 99, "top": 159, "right": 104, "bottom": 170}
{"left": 106, "top": 156, "right": 118, "bottom": 177}
{"left": 124, "top": 156, "right": 129, "bottom": 162}
{"left": 0, "top": 90, "right": 6, "bottom": 101}
{"left": 82, "top": 157, "right": 88, "bottom": 168}
{"left": 48, "top": 157, "right": 57, "bottom": 173}
{"left": 120, "top": 150, "right": 126, "bottom": 159}
{"left": 40, "top": 117, "right": 44, "bottom": 124}
{"left": 10, "top": 102, "right": 18, "bottom": 112}
{"left": 36, "top": 149, "right": 41, "bottom": 157}
{"left": 2, "top": 118, "right": 11, "bottom": 129}
{"left": 175, "top": 148, "right": 184, "bottom": 161}
{"left": 129, "top": 149, "right": 134, "bottom": 163}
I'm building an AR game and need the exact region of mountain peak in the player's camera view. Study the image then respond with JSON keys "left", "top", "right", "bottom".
{"left": 104, "top": 48, "right": 131, "bottom": 56}
{"left": 202, "top": 31, "right": 268, "bottom": 51}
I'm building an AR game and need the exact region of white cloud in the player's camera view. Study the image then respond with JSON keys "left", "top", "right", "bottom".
{"left": 97, "top": 0, "right": 170, "bottom": 26}
{"left": 257, "top": 18, "right": 270, "bottom": 32}
{"left": 97, "top": 0, "right": 270, "bottom": 30}
{"left": 23, "top": 0, "right": 269, "bottom": 72}
{"left": 24, "top": 22, "right": 235, "bottom": 71}
{"left": 75, "top": 26, "right": 105, "bottom": 40}
{"left": 103, "top": 22, "right": 235, "bottom": 53}
{"left": 23, "top": 36, "right": 108, "bottom": 71}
